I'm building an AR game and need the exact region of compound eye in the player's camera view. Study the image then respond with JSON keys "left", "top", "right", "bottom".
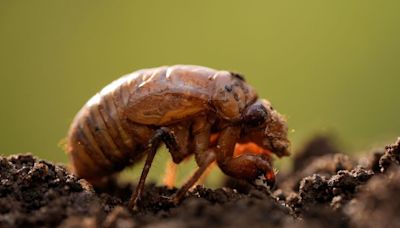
{"left": 243, "top": 103, "right": 268, "bottom": 127}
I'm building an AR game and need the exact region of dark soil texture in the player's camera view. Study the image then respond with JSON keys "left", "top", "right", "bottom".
{"left": 1, "top": 137, "right": 399, "bottom": 228}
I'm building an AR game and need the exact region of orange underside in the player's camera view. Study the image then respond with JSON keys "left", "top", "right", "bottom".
{"left": 234, "top": 142, "right": 272, "bottom": 156}
{"left": 210, "top": 133, "right": 271, "bottom": 156}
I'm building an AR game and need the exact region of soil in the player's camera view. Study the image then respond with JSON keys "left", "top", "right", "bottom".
{"left": 0, "top": 137, "right": 399, "bottom": 228}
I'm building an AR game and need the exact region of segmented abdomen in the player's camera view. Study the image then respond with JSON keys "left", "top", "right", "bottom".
{"left": 67, "top": 77, "right": 142, "bottom": 179}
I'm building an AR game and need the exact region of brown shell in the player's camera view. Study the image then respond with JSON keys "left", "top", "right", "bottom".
{"left": 67, "top": 65, "right": 259, "bottom": 180}
{"left": 113, "top": 65, "right": 258, "bottom": 125}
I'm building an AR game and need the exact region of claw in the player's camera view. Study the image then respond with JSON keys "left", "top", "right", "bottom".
{"left": 253, "top": 170, "right": 276, "bottom": 189}
{"left": 254, "top": 175, "right": 270, "bottom": 188}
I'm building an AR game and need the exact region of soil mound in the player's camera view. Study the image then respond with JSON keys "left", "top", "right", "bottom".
{"left": 1, "top": 137, "right": 399, "bottom": 227}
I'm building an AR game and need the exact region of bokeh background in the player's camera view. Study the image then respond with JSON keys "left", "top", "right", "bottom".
{"left": 1, "top": 1, "right": 399, "bottom": 185}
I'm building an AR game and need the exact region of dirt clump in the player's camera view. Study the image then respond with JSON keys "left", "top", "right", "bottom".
{"left": 345, "top": 167, "right": 400, "bottom": 228}
{"left": 344, "top": 138, "right": 400, "bottom": 228}
{"left": 378, "top": 137, "right": 400, "bottom": 172}
{"left": 294, "top": 167, "right": 373, "bottom": 211}
{"left": 0, "top": 155, "right": 116, "bottom": 227}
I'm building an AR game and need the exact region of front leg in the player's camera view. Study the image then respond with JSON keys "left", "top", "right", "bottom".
{"left": 216, "top": 126, "right": 276, "bottom": 187}
{"left": 161, "top": 121, "right": 194, "bottom": 188}
{"left": 165, "top": 122, "right": 192, "bottom": 163}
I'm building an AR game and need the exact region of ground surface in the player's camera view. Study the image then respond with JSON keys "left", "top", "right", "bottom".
{"left": 0, "top": 136, "right": 399, "bottom": 228}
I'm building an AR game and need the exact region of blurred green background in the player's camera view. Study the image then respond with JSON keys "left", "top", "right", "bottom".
{"left": 1, "top": 1, "right": 399, "bottom": 184}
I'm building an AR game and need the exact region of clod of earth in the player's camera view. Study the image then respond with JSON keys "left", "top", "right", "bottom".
{"left": 0, "top": 136, "right": 399, "bottom": 228}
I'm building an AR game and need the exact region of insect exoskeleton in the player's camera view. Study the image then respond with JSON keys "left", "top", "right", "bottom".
{"left": 67, "top": 65, "right": 290, "bottom": 210}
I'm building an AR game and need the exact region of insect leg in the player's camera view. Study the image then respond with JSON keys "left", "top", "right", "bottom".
{"left": 195, "top": 161, "right": 216, "bottom": 185}
{"left": 160, "top": 123, "right": 192, "bottom": 188}
{"left": 216, "top": 126, "right": 276, "bottom": 187}
{"left": 192, "top": 116, "right": 212, "bottom": 166}
{"left": 171, "top": 117, "right": 215, "bottom": 204}
{"left": 163, "top": 122, "right": 191, "bottom": 163}
{"left": 128, "top": 127, "right": 177, "bottom": 210}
